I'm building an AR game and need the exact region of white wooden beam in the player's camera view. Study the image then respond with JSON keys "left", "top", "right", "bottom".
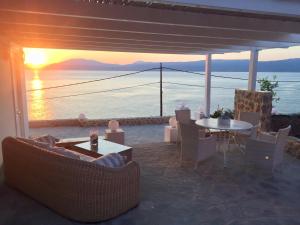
{"left": 204, "top": 54, "right": 212, "bottom": 117}
{"left": 2, "top": 23, "right": 294, "bottom": 49}
{"left": 248, "top": 49, "right": 259, "bottom": 91}
{"left": 13, "top": 33, "right": 260, "bottom": 50}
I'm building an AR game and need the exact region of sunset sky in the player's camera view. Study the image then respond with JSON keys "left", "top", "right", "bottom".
{"left": 23, "top": 46, "right": 300, "bottom": 68}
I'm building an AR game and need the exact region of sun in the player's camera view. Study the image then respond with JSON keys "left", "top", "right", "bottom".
{"left": 24, "top": 48, "right": 47, "bottom": 69}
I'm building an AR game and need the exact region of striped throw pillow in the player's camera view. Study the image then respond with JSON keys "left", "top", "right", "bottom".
{"left": 92, "top": 153, "right": 125, "bottom": 168}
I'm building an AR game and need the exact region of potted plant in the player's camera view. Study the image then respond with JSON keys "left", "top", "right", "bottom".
{"left": 211, "top": 107, "right": 233, "bottom": 126}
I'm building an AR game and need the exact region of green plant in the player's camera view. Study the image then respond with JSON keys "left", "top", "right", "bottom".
{"left": 211, "top": 107, "right": 234, "bottom": 119}
{"left": 211, "top": 107, "right": 223, "bottom": 118}
{"left": 258, "top": 75, "right": 280, "bottom": 103}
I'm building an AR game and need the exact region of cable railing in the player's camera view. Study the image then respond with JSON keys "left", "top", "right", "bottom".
{"left": 27, "top": 63, "right": 300, "bottom": 116}
{"left": 27, "top": 67, "right": 160, "bottom": 92}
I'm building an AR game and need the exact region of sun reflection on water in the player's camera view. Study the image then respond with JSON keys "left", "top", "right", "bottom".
{"left": 29, "top": 70, "right": 46, "bottom": 120}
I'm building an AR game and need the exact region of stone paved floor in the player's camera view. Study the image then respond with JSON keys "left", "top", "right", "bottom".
{"left": 29, "top": 124, "right": 165, "bottom": 146}
{"left": 1, "top": 143, "right": 300, "bottom": 225}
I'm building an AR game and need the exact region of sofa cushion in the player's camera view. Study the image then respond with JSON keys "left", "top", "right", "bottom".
{"left": 32, "top": 134, "right": 59, "bottom": 147}
{"left": 79, "top": 154, "right": 95, "bottom": 162}
{"left": 17, "top": 137, "right": 80, "bottom": 160}
{"left": 17, "top": 138, "right": 51, "bottom": 149}
{"left": 92, "top": 153, "right": 125, "bottom": 168}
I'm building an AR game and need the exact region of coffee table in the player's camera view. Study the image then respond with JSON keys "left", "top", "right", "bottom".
{"left": 74, "top": 139, "right": 133, "bottom": 163}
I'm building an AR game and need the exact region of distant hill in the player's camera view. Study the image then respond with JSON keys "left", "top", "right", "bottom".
{"left": 41, "top": 58, "right": 300, "bottom": 72}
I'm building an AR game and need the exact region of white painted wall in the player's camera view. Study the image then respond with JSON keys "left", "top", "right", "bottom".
{"left": 0, "top": 56, "right": 18, "bottom": 167}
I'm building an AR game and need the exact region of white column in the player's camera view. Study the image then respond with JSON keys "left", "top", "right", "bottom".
{"left": 248, "top": 49, "right": 259, "bottom": 91}
{"left": 10, "top": 47, "right": 29, "bottom": 138}
{"left": 0, "top": 45, "right": 18, "bottom": 168}
{"left": 204, "top": 54, "right": 212, "bottom": 117}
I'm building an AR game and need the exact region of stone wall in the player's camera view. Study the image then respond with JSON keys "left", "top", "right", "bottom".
{"left": 234, "top": 89, "right": 272, "bottom": 131}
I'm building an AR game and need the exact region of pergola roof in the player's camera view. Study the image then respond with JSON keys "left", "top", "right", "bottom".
{"left": 1, "top": 0, "right": 300, "bottom": 54}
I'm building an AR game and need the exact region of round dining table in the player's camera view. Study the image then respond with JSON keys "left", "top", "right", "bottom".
{"left": 195, "top": 118, "right": 253, "bottom": 167}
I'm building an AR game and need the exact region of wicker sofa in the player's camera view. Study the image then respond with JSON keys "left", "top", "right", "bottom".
{"left": 2, "top": 137, "right": 140, "bottom": 222}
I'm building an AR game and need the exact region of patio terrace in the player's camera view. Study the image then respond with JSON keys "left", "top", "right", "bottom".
{"left": 1, "top": 1, "right": 300, "bottom": 224}
{"left": 1, "top": 138, "right": 300, "bottom": 225}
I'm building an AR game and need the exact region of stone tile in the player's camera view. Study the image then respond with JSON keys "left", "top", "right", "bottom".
{"left": 1, "top": 143, "right": 300, "bottom": 224}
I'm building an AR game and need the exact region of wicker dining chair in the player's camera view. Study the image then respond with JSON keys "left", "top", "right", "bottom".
{"left": 238, "top": 111, "right": 260, "bottom": 126}
{"left": 175, "top": 109, "right": 191, "bottom": 144}
{"left": 245, "top": 125, "right": 291, "bottom": 172}
{"left": 178, "top": 122, "right": 216, "bottom": 166}
{"left": 235, "top": 111, "right": 261, "bottom": 147}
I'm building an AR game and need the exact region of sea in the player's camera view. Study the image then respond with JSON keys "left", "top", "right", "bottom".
{"left": 25, "top": 69, "right": 300, "bottom": 121}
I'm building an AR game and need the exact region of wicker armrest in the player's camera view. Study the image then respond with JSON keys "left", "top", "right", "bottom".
{"left": 77, "top": 161, "right": 140, "bottom": 221}
{"left": 257, "top": 132, "right": 276, "bottom": 144}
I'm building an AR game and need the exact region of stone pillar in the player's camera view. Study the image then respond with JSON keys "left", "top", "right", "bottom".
{"left": 234, "top": 89, "right": 272, "bottom": 131}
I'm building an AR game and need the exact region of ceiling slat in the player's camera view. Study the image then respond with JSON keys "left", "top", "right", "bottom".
{"left": 1, "top": 0, "right": 300, "bottom": 34}
{"left": 0, "top": 0, "right": 298, "bottom": 54}
{"left": 1, "top": 10, "right": 299, "bottom": 44}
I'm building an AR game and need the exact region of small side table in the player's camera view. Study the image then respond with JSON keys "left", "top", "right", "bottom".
{"left": 105, "top": 128, "right": 125, "bottom": 145}
{"left": 164, "top": 126, "right": 178, "bottom": 143}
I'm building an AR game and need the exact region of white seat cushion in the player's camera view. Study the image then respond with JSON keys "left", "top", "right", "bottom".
{"left": 79, "top": 154, "right": 96, "bottom": 162}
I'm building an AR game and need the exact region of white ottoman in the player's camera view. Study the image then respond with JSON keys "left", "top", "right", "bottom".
{"left": 164, "top": 126, "right": 178, "bottom": 143}
{"left": 105, "top": 128, "right": 125, "bottom": 145}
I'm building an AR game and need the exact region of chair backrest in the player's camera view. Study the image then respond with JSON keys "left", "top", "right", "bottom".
{"left": 239, "top": 111, "right": 260, "bottom": 126}
{"left": 179, "top": 121, "right": 199, "bottom": 144}
{"left": 179, "top": 121, "right": 199, "bottom": 161}
{"left": 273, "top": 125, "right": 291, "bottom": 169}
{"left": 175, "top": 109, "right": 191, "bottom": 124}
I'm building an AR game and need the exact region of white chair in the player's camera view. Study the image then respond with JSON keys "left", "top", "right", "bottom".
{"left": 175, "top": 109, "right": 191, "bottom": 124}
{"left": 238, "top": 111, "right": 260, "bottom": 126}
{"left": 235, "top": 111, "right": 261, "bottom": 147}
{"left": 175, "top": 109, "right": 191, "bottom": 144}
{"left": 245, "top": 125, "right": 291, "bottom": 172}
{"left": 235, "top": 124, "right": 259, "bottom": 147}
{"left": 179, "top": 122, "right": 216, "bottom": 167}
{"left": 195, "top": 135, "right": 217, "bottom": 169}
